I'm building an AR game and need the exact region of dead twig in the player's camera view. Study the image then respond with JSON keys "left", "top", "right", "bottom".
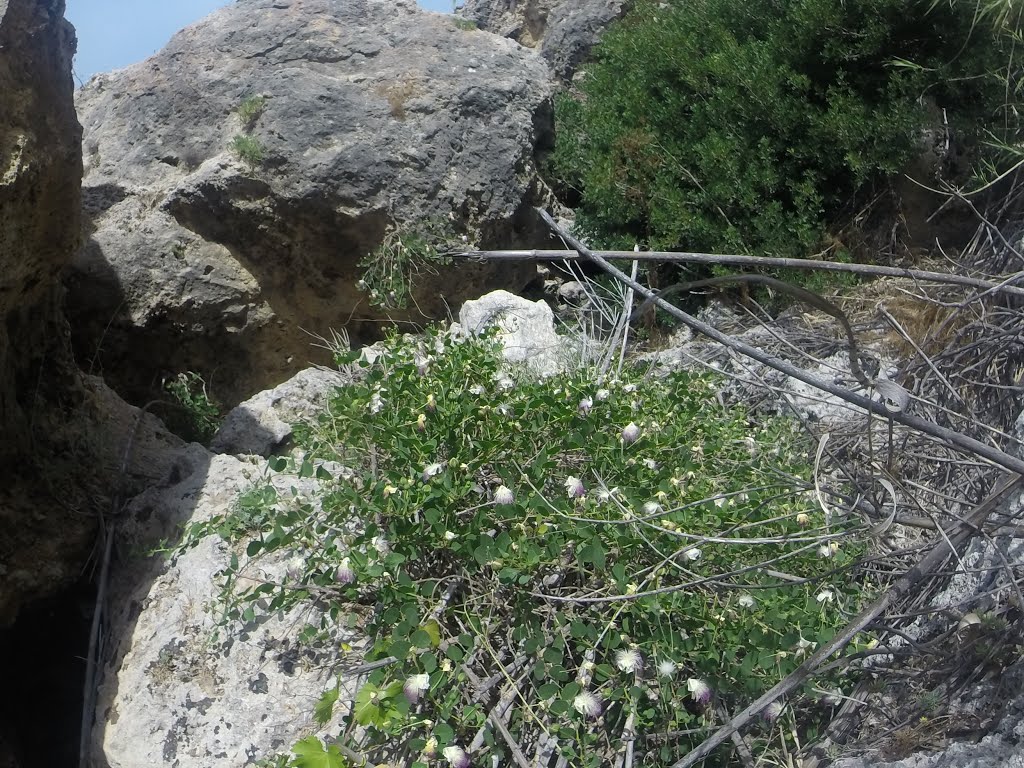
{"left": 452, "top": 247, "right": 1024, "bottom": 297}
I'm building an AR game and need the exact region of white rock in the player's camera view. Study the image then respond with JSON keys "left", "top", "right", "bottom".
{"left": 92, "top": 446, "right": 360, "bottom": 767}
{"left": 457, "top": 290, "right": 573, "bottom": 376}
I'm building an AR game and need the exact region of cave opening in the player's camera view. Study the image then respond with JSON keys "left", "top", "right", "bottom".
{"left": 0, "top": 579, "right": 95, "bottom": 768}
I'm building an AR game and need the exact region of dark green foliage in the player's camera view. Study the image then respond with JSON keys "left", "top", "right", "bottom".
{"left": 163, "top": 371, "right": 222, "bottom": 444}
{"left": 552, "top": 0, "right": 1015, "bottom": 257}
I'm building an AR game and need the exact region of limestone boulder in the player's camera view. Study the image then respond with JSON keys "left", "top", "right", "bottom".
{"left": 211, "top": 366, "right": 354, "bottom": 457}
{"left": 457, "top": 0, "right": 630, "bottom": 80}
{"left": 69, "top": 0, "right": 557, "bottom": 408}
{"left": 456, "top": 289, "right": 573, "bottom": 375}
{"left": 92, "top": 445, "right": 360, "bottom": 768}
{"left": 0, "top": 0, "right": 85, "bottom": 625}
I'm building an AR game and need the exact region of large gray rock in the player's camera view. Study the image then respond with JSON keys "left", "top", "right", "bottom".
{"left": 457, "top": 0, "right": 630, "bottom": 80}
{"left": 92, "top": 445, "right": 360, "bottom": 768}
{"left": 69, "top": 0, "right": 557, "bottom": 407}
{"left": 211, "top": 366, "right": 353, "bottom": 456}
{"left": 0, "top": 0, "right": 88, "bottom": 627}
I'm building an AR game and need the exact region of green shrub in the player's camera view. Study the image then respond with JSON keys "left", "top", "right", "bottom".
{"left": 551, "top": 0, "right": 1015, "bottom": 257}
{"left": 230, "top": 133, "right": 265, "bottom": 170}
{"left": 237, "top": 94, "right": 267, "bottom": 129}
{"left": 164, "top": 371, "right": 221, "bottom": 444}
{"left": 356, "top": 220, "right": 463, "bottom": 309}
{"left": 183, "top": 327, "right": 867, "bottom": 765}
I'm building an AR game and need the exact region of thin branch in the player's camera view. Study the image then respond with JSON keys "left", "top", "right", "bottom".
{"left": 452, "top": 246, "right": 1024, "bottom": 297}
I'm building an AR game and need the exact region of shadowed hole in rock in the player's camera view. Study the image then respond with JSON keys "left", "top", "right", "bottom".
{"left": 0, "top": 579, "right": 95, "bottom": 768}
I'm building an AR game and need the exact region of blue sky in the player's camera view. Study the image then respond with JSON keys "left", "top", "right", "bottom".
{"left": 66, "top": 0, "right": 452, "bottom": 83}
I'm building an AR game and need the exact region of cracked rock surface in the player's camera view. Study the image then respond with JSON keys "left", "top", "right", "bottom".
{"left": 70, "top": 0, "right": 556, "bottom": 407}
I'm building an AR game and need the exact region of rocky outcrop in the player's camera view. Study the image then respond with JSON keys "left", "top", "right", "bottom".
{"left": 91, "top": 445, "right": 359, "bottom": 768}
{"left": 211, "top": 366, "right": 354, "bottom": 456}
{"left": 69, "top": 0, "right": 557, "bottom": 408}
{"left": 0, "top": 0, "right": 85, "bottom": 625}
{"left": 457, "top": 0, "right": 630, "bottom": 80}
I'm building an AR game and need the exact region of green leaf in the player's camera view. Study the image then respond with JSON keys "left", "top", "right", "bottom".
{"left": 537, "top": 683, "right": 560, "bottom": 700}
{"left": 353, "top": 683, "right": 384, "bottom": 727}
{"left": 314, "top": 687, "right": 339, "bottom": 726}
{"left": 433, "top": 722, "right": 455, "bottom": 745}
{"left": 290, "top": 736, "right": 346, "bottom": 768}
{"left": 246, "top": 539, "right": 263, "bottom": 557}
{"left": 421, "top": 619, "right": 442, "bottom": 648}
{"left": 411, "top": 629, "right": 432, "bottom": 649}
{"left": 578, "top": 540, "right": 606, "bottom": 570}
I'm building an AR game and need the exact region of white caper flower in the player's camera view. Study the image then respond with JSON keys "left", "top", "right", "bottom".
{"left": 443, "top": 531, "right": 457, "bottom": 542}
{"left": 564, "top": 476, "right": 586, "bottom": 498}
{"left": 615, "top": 648, "right": 644, "bottom": 674}
{"left": 422, "top": 463, "right": 444, "bottom": 482}
{"left": 738, "top": 594, "right": 757, "bottom": 610}
{"left": 578, "top": 397, "right": 593, "bottom": 415}
{"left": 622, "top": 383, "right": 638, "bottom": 393}
{"left": 763, "top": 701, "right": 784, "bottom": 722}
{"left": 442, "top": 744, "right": 470, "bottom": 768}
{"left": 657, "top": 658, "right": 677, "bottom": 678}
{"left": 334, "top": 557, "right": 355, "bottom": 585}
{"left": 469, "top": 384, "right": 485, "bottom": 396}
{"left": 595, "top": 388, "right": 610, "bottom": 401}
{"left": 572, "top": 690, "right": 603, "bottom": 718}
{"left": 816, "top": 589, "right": 834, "bottom": 604}
{"left": 404, "top": 673, "right": 430, "bottom": 703}
{"left": 818, "top": 544, "right": 834, "bottom": 558}
{"left": 621, "top": 422, "right": 640, "bottom": 444}
{"left": 687, "top": 678, "right": 712, "bottom": 705}
{"left": 643, "top": 500, "right": 663, "bottom": 515}
{"left": 685, "top": 548, "right": 702, "bottom": 561}
{"left": 643, "top": 458, "right": 659, "bottom": 470}
{"left": 794, "top": 635, "right": 816, "bottom": 656}
{"left": 371, "top": 536, "right": 391, "bottom": 556}
{"left": 494, "top": 485, "right": 514, "bottom": 505}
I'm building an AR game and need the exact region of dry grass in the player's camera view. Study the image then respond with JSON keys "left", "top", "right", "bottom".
{"left": 375, "top": 80, "right": 419, "bottom": 121}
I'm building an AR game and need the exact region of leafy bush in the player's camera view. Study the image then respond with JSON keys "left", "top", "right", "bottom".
{"left": 551, "top": 0, "right": 1015, "bottom": 257}
{"left": 230, "top": 133, "right": 265, "bottom": 170}
{"left": 237, "top": 94, "right": 267, "bottom": 129}
{"left": 164, "top": 371, "right": 221, "bottom": 444}
{"left": 184, "top": 327, "right": 867, "bottom": 766}
{"left": 356, "top": 220, "right": 464, "bottom": 309}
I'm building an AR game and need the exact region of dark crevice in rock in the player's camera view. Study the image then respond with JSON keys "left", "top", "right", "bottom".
{"left": 0, "top": 579, "right": 94, "bottom": 768}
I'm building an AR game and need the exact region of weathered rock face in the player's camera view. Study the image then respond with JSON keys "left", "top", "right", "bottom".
{"left": 457, "top": 0, "right": 630, "bottom": 80}
{"left": 92, "top": 445, "right": 359, "bottom": 768}
{"left": 0, "top": 0, "right": 85, "bottom": 625}
{"left": 69, "top": 0, "right": 557, "bottom": 408}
